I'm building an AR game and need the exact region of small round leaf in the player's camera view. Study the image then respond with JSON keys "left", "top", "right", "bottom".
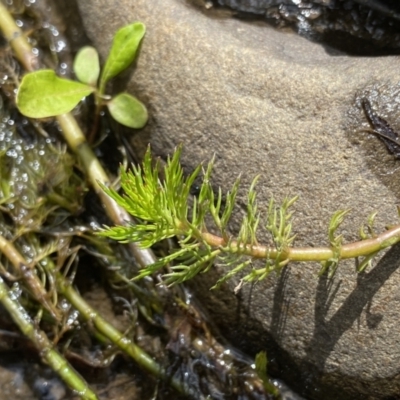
{"left": 100, "top": 23, "right": 146, "bottom": 92}
{"left": 73, "top": 46, "right": 100, "bottom": 86}
{"left": 17, "top": 70, "right": 94, "bottom": 118}
{"left": 107, "top": 93, "right": 148, "bottom": 128}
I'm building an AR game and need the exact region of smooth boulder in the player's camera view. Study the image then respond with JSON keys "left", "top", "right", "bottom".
{"left": 75, "top": 0, "right": 400, "bottom": 398}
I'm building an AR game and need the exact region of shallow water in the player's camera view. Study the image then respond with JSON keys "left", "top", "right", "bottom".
{"left": 212, "top": 0, "right": 400, "bottom": 55}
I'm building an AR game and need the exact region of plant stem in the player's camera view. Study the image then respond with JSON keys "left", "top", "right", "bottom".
{"left": 0, "top": 5, "right": 266, "bottom": 398}
{"left": 58, "top": 280, "right": 187, "bottom": 389}
{"left": 0, "top": 2, "right": 38, "bottom": 71}
{"left": 55, "top": 113, "right": 156, "bottom": 268}
{"left": 0, "top": 234, "right": 62, "bottom": 321}
{"left": 201, "top": 224, "right": 400, "bottom": 262}
{"left": 0, "top": 246, "right": 98, "bottom": 399}
{"left": 0, "top": 233, "right": 189, "bottom": 396}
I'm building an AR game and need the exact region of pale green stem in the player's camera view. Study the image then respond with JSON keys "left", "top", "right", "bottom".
{"left": 201, "top": 224, "right": 400, "bottom": 262}
{"left": 58, "top": 280, "right": 184, "bottom": 386}
{"left": 4, "top": 2, "right": 400, "bottom": 269}
{"left": 56, "top": 113, "right": 156, "bottom": 268}
{"left": 0, "top": 234, "right": 62, "bottom": 321}
{"left": 98, "top": 76, "right": 107, "bottom": 98}
{"left": 0, "top": 234, "right": 188, "bottom": 396}
{"left": 0, "top": 273, "right": 97, "bottom": 400}
{"left": 0, "top": 2, "right": 38, "bottom": 71}
{"left": 47, "top": 191, "right": 80, "bottom": 214}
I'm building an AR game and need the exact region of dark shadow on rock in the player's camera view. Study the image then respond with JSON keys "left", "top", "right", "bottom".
{"left": 188, "top": 267, "right": 316, "bottom": 398}
{"left": 191, "top": 245, "right": 400, "bottom": 399}
{"left": 237, "top": 244, "right": 400, "bottom": 399}
{"left": 270, "top": 266, "right": 291, "bottom": 339}
{"left": 301, "top": 244, "right": 400, "bottom": 396}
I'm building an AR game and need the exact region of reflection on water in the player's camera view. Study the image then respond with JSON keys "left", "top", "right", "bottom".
{"left": 212, "top": 0, "right": 400, "bottom": 55}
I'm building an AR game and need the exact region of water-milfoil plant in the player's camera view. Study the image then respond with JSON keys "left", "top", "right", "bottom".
{"left": 99, "top": 146, "right": 400, "bottom": 289}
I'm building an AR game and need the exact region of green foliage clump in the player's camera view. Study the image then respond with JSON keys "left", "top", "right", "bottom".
{"left": 0, "top": 6, "right": 280, "bottom": 397}
{"left": 99, "top": 146, "right": 400, "bottom": 289}
{"left": 0, "top": 118, "right": 85, "bottom": 231}
{"left": 17, "top": 23, "right": 147, "bottom": 129}
{"left": 98, "top": 146, "right": 300, "bottom": 288}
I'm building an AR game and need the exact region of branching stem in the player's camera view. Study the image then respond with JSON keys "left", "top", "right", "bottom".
{"left": 201, "top": 225, "right": 400, "bottom": 262}
{"left": 0, "top": 234, "right": 189, "bottom": 397}
{"left": 99, "top": 146, "right": 400, "bottom": 285}
{"left": 0, "top": 235, "right": 98, "bottom": 400}
{"left": 0, "top": 235, "right": 62, "bottom": 321}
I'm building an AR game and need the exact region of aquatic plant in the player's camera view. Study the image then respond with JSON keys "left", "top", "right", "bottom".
{"left": 4, "top": 1, "right": 400, "bottom": 398}
{"left": 98, "top": 145, "right": 400, "bottom": 289}
{"left": 0, "top": 3, "right": 274, "bottom": 399}
{"left": 17, "top": 22, "right": 148, "bottom": 138}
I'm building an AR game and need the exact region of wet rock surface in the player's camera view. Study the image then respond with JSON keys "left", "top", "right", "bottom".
{"left": 75, "top": 0, "right": 400, "bottom": 398}
{"left": 215, "top": 0, "right": 400, "bottom": 18}
{"left": 214, "top": 0, "right": 400, "bottom": 55}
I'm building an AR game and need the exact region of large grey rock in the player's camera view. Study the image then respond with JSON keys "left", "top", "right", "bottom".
{"left": 75, "top": 0, "right": 400, "bottom": 398}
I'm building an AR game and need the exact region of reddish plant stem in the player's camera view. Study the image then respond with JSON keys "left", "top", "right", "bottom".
{"left": 201, "top": 224, "right": 400, "bottom": 262}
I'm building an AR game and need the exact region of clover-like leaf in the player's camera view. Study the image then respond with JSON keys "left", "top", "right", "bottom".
{"left": 99, "top": 22, "right": 146, "bottom": 93}
{"left": 107, "top": 92, "right": 148, "bottom": 128}
{"left": 17, "top": 70, "right": 94, "bottom": 118}
{"left": 73, "top": 46, "right": 100, "bottom": 86}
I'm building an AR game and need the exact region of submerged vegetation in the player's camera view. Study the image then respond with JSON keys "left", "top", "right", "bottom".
{"left": 2, "top": 1, "right": 400, "bottom": 399}
{"left": 0, "top": 2, "right": 277, "bottom": 399}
